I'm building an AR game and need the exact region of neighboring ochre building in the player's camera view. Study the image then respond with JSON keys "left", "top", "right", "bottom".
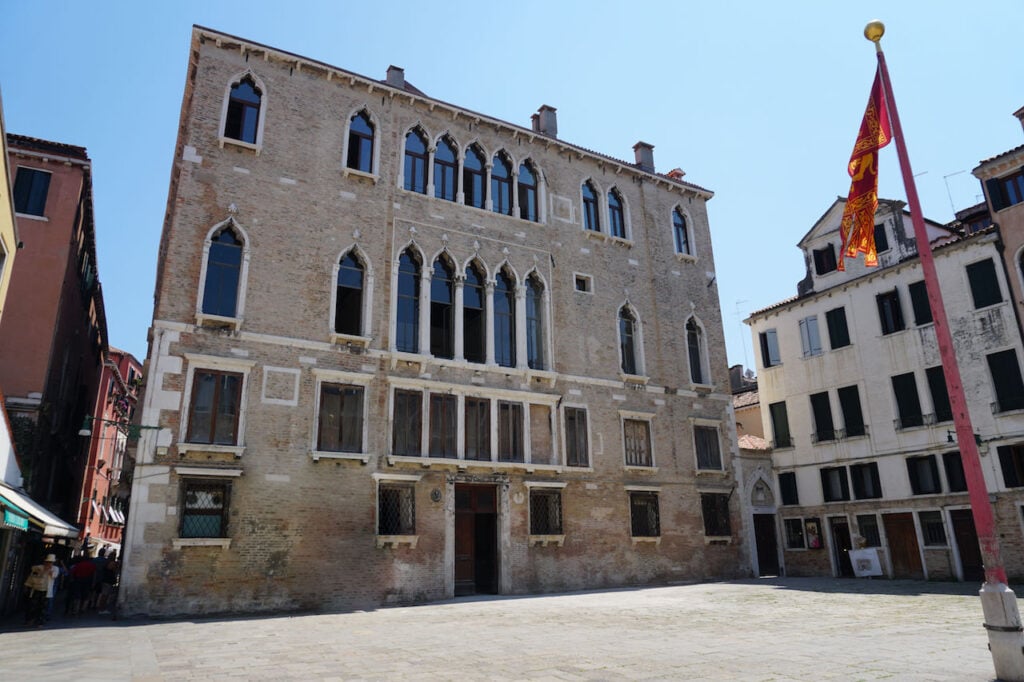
{"left": 747, "top": 197, "right": 1024, "bottom": 581}
{"left": 121, "top": 25, "right": 743, "bottom": 616}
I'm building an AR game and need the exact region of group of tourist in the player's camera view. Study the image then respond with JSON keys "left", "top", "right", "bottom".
{"left": 22, "top": 547, "right": 120, "bottom": 627}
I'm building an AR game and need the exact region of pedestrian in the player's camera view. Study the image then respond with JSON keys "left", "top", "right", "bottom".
{"left": 97, "top": 550, "right": 119, "bottom": 615}
{"left": 23, "top": 554, "right": 58, "bottom": 627}
{"left": 68, "top": 552, "right": 97, "bottom": 616}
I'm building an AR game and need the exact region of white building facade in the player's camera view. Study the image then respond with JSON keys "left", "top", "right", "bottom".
{"left": 747, "top": 198, "right": 1024, "bottom": 581}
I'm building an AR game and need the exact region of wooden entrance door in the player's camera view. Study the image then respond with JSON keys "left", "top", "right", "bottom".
{"left": 829, "top": 517, "right": 854, "bottom": 577}
{"left": 882, "top": 512, "right": 924, "bottom": 579}
{"left": 950, "top": 509, "right": 984, "bottom": 582}
{"left": 454, "top": 484, "right": 498, "bottom": 596}
{"left": 753, "top": 514, "right": 779, "bottom": 576}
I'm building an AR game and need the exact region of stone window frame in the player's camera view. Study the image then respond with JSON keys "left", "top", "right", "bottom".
{"left": 617, "top": 302, "right": 648, "bottom": 383}
{"left": 671, "top": 205, "right": 696, "bottom": 261}
{"left": 401, "top": 125, "right": 430, "bottom": 194}
{"left": 685, "top": 314, "right": 711, "bottom": 388}
{"left": 177, "top": 353, "right": 256, "bottom": 458}
{"left": 341, "top": 106, "right": 381, "bottom": 181}
{"left": 372, "top": 472, "right": 422, "bottom": 548}
{"left": 561, "top": 403, "right": 592, "bottom": 469}
{"left": 526, "top": 481, "right": 567, "bottom": 546}
{"left": 329, "top": 244, "right": 374, "bottom": 347}
{"left": 195, "top": 216, "right": 251, "bottom": 332}
{"left": 171, "top": 466, "right": 243, "bottom": 550}
{"left": 309, "top": 368, "right": 373, "bottom": 463}
{"left": 605, "top": 186, "right": 633, "bottom": 244}
{"left": 620, "top": 410, "right": 657, "bottom": 471}
{"left": 625, "top": 485, "right": 662, "bottom": 544}
{"left": 691, "top": 417, "right": 725, "bottom": 473}
{"left": 217, "top": 70, "right": 268, "bottom": 153}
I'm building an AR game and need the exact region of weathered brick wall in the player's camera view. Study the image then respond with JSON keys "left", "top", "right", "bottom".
{"left": 122, "top": 27, "right": 743, "bottom": 617}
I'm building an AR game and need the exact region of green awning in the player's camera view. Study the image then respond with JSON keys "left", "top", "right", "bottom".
{"left": 1, "top": 500, "right": 30, "bottom": 531}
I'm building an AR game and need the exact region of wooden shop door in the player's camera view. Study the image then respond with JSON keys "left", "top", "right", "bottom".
{"left": 882, "top": 512, "right": 924, "bottom": 579}
{"left": 950, "top": 509, "right": 984, "bottom": 582}
{"left": 454, "top": 484, "right": 498, "bottom": 596}
{"left": 829, "top": 517, "right": 855, "bottom": 577}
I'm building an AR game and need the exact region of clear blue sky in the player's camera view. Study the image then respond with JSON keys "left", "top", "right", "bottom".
{"left": 2, "top": 1, "right": 1022, "bottom": 371}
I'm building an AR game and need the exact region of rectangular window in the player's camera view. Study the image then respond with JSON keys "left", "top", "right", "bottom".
{"left": 529, "top": 489, "right": 563, "bottom": 535}
{"left": 529, "top": 404, "right": 553, "bottom": 465}
{"left": 809, "top": 392, "right": 835, "bottom": 442}
{"left": 378, "top": 484, "right": 415, "bottom": 535}
{"left": 925, "top": 366, "right": 953, "bottom": 423}
{"left": 997, "top": 444, "right": 1024, "bottom": 488}
{"left": 907, "top": 455, "right": 941, "bottom": 495}
{"left": 623, "top": 419, "right": 652, "bottom": 467}
{"left": 988, "top": 350, "right": 1024, "bottom": 412}
{"left": 564, "top": 407, "right": 589, "bottom": 467}
{"left": 837, "top": 385, "right": 865, "bottom": 437}
{"left": 943, "top": 451, "right": 967, "bottom": 493}
{"left": 813, "top": 244, "right": 837, "bottom": 275}
{"left": 429, "top": 393, "right": 457, "bottom": 458}
{"left": 967, "top": 259, "right": 1003, "bottom": 309}
{"left": 769, "top": 401, "right": 792, "bottom": 448}
{"left": 186, "top": 370, "right": 242, "bottom": 445}
{"left": 908, "top": 280, "right": 933, "bottom": 326}
{"left": 695, "top": 425, "right": 722, "bottom": 470}
{"left": 784, "top": 518, "right": 805, "bottom": 549}
{"left": 629, "top": 492, "right": 660, "bottom": 537}
{"left": 850, "top": 462, "right": 882, "bottom": 500}
{"left": 700, "top": 493, "right": 731, "bottom": 537}
{"left": 13, "top": 167, "right": 51, "bottom": 216}
{"left": 316, "top": 383, "right": 364, "bottom": 453}
{"left": 873, "top": 223, "right": 889, "bottom": 252}
{"left": 392, "top": 390, "right": 422, "bottom": 457}
{"left": 759, "top": 329, "right": 781, "bottom": 367}
{"left": 857, "top": 514, "right": 881, "bottom": 547}
{"left": 892, "top": 373, "right": 924, "bottom": 429}
{"left": 876, "top": 289, "right": 905, "bottom": 335}
{"left": 464, "top": 397, "right": 490, "bottom": 461}
{"left": 919, "top": 511, "right": 947, "bottom": 546}
{"left": 820, "top": 466, "right": 850, "bottom": 502}
{"left": 778, "top": 472, "right": 799, "bottom": 506}
{"left": 825, "top": 307, "right": 851, "bottom": 350}
{"left": 180, "top": 480, "right": 230, "bottom": 538}
{"left": 497, "top": 401, "right": 524, "bottom": 462}
{"left": 799, "top": 316, "right": 822, "bottom": 357}
{"left": 987, "top": 169, "right": 1024, "bottom": 211}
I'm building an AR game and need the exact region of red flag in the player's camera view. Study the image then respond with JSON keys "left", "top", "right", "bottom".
{"left": 838, "top": 66, "right": 892, "bottom": 271}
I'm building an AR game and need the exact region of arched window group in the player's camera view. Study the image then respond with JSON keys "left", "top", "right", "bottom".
{"left": 393, "top": 247, "right": 549, "bottom": 371}
{"left": 582, "top": 181, "right": 630, "bottom": 239}
{"left": 400, "top": 132, "right": 542, "bottom": 223}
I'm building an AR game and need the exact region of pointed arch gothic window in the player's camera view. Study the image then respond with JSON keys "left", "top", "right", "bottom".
{"left": 430, "top": 256, "right": 455, "bottom": 359}
{"left": 224, "top": 76, "right": 261, "bottom": 144}
{"left": 335, "top": 252, "right": 364, "bottom": 336}
{"left": 396, "top": 249, "right": 421, "bottom": 352}
{"left": 494, "top": 270, "right": 517, "bottom": 368}
{"left": 404, "top": 129, "right": 428, "bottom": 193}
{"left": 202, "top": 228, "right": 243, "bottom": 318}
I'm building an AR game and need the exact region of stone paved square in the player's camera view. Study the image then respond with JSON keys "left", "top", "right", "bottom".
{"left": 0, "top": 578, "right": 1000, "bottom": 681}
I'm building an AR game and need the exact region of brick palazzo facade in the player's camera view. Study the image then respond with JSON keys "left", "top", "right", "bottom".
{"left": 121, "top": 25, "right": 745, "bottom": 616}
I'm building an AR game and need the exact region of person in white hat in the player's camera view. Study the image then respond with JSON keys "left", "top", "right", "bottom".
{"left": 24, "top": 554, "right": 59, "bottom": 626}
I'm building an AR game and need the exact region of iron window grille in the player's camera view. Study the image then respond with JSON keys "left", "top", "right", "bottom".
{"left": 180, "top": 481, "right": 230, "bottom": 538}
{"left": 629, "top": 492, "right": 660, "bottom": 537}
{"left": 529, "top": 490, "right": 563, "bottom": 535}
{"left": 378, "top": 484, "right": 415, "bottom": 535}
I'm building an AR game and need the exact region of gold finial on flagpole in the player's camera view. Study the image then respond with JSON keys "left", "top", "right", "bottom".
{"left": 864, "top": 20, "right": 885, "bottom": 48}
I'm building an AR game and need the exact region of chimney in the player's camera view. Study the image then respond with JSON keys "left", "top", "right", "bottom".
{"left": 531, "top": 113, "right": 540, "bottom": 133}
{"left": 1015, "top": 104, "right": 1024, "bottom": 133}
{"left": 536, "top": 105, "right": 557, "bottom": 138}
{"left": 633, "top": 141, "right": 655, "bottom": 173}
{"left": 386, "top": 65, "right": 405, "bottom": 89}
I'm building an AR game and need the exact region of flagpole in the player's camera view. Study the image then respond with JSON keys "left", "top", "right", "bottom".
{"left": 865, "top": 20, "right": 1024, "bottom": 681}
